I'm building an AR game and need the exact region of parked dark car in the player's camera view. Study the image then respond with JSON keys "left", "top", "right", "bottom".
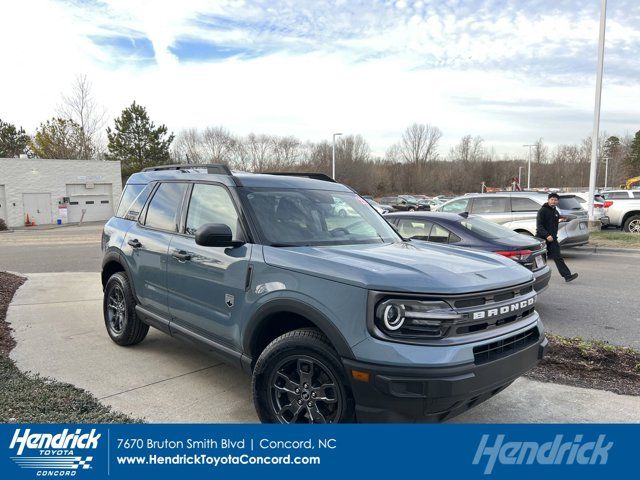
{"left": 379, "top": 195, "right": 430, "bottom": 212}
{"left": 385, "top": 211, "right": 551, "bottom": 293}
{"left": 362, "top": 195, "right": 395, "bottom": 214}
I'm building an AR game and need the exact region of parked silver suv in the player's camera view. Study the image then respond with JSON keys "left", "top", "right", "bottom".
{"left": 435, "top": 192, "right": 589, "bottom": 247}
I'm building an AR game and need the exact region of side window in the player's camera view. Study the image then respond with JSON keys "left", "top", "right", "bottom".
{"left": 144, "top": 182, "right": 187, "bottom": 232}
{"left": 470, "top": 197, "right": 508, "bottom": 214}
{"left": 449, "top": 232, "right": 462, "bottom": 243}
{"left": 185, "top": 184, "right": 240, "bottom": 238}
{"left": 429, "top": 224, "right": 451, "bottom": 243}
{"left": 125, "top": 184, "right": 154, "bottom": 221}
{"left": 511, "top": 197, "right": 542, "bottom": 212}
{"left": 634, "top": 192, "right": 640, "bottom": 199}
{"left": 397, "top": 219, "right": 433, "bottom": 240}
{"left": 116, "top": 184, "right": 144, "bottom": 218}
{"left": 441, "top": 198, "right": 469, "bottom": 213}
{"left": 608, "top": 192, "right": 628, "bottom": 199}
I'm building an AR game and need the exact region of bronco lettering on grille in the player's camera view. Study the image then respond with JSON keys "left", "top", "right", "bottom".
{"left": 472, "top": 297, "right": 535, "bottom": 320}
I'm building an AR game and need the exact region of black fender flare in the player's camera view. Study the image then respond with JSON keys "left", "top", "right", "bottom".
{"left": 101, "top": 250, "right": 139, "bottom": 302}
{"left": 243, "top": 299, "right": 355, "bottom": 360}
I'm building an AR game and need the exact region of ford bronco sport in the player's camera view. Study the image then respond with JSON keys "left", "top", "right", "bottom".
{"left": 101, "top": 164, "right": 547, "bottom": 423}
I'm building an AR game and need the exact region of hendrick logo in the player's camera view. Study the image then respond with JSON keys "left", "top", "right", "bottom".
{"left": 472, "top": 296, "right": 536, "bottom": 320}
{"left": 9, "top": 428, "right": 101, "bottom": 475}
{"left": 473, "top": 434, "right": 613, "bottom": 474}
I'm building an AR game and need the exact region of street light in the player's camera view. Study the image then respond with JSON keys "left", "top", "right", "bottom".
{"left": 523, "top": 144, "right": 535, "bottom": 189}
{"left": 332, "top": 132, "right": 342, "bottom": 179}
{"left": 518, "top": 166, "right": 524, "bottom": 190}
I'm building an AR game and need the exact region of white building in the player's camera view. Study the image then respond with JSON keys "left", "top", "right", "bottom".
{"left": 0, "top": 158, "right": 122, "bottom": 228}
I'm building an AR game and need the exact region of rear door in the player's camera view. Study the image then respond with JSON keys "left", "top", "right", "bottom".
{"left": 124, "top": 182, "right": 188, "bottom": 315}
{"left": 167, "top": 182, "right": 251, "bottom": 350}
{"left": 506, "top": 196, "right": 541, "bottom": 235}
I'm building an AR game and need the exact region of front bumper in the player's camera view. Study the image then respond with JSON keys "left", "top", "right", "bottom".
{"left": 343, "top": 331, "right": 547, "bottom": 423}
{"left": 533, "top": 266, "right": 551, "bottom": 293}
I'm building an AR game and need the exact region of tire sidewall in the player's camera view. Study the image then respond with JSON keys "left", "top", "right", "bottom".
{"left": 252, "top": 332, "right": 354, "bottom": 424}
{"left": 103, "top": 272, "right": 141, "bottom": 345}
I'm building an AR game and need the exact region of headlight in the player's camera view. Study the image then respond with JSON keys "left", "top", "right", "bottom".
{"left": 374, "top": 299, "right": 461, "bottom": 338}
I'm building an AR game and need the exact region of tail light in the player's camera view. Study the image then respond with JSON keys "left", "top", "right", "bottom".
{"left": 495, "top": 249, "right": 532, "bottom": 261}
{"left": 594, "top": 202, "right": 603, "bottom": 208}
{"left": 603, "top": 200, "right": 613, "bottom": 208}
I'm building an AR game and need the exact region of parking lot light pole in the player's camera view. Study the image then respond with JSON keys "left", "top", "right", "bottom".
{"left": 588, "top": 0, "right": 607, "bottom": 222}
{"left": 518, "top": 166, "right": 523, "bottom": 189}
{"left": 332, "top": 132, "right": 342, "bottom": 179}
{"left": 523, "top": 144, "right": 535, "bottom": 190}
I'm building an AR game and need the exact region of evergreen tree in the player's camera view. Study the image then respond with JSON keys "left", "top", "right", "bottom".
{"left": 29, "top": 117, "right": 83, "bottom": 159}
{"left": 0, "top": 118, "right": 30, "bottom": 157}
{"left": 627, "top": 130, "right": 640, "bottom": 175}
{"left": 106, "top": 102, "right": 174, "bottom": 177}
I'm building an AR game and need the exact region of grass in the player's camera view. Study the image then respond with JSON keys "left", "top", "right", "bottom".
{"left": 588, "top": 230, "right": 640, "bottom": 248}
{"left": 1, "top": 271, "right": 139, "bottom": 424}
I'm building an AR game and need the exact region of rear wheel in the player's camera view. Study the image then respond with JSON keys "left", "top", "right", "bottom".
{"left": 252, "top": 328, "right": 355, "bottom": 424}
{"left": 103, "top": 272, "right": 149, "bottom": 346}
{"left": 623, "top": 215, "right": 640, "bottom": 233}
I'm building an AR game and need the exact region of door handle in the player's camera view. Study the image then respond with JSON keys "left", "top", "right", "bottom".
{"left": 172, "top": 250, "right": 192, "bottom": 262}
{"left": 128, "top": 239, "right": 142, "bottom": 248}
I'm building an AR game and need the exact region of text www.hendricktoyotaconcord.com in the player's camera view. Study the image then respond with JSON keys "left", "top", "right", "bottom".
{"left": 116, "top": 453, "right": 321, "bottom": 466}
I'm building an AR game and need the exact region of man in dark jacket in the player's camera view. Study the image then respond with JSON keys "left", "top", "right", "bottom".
{"left": 537, "top": 193, "right": 578, "bottom": 282}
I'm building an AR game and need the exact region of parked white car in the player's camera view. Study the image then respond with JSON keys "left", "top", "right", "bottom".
{"left": 573, "top": 192, "right": 608, "bottom": 225}
{"left": 604, "top": 199, "right": 640, "bottom": 233}
{"left": 601, "top": 190, "right": 640, "bottom": 200}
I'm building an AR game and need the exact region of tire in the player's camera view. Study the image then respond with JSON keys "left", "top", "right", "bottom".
{"left": 623, "top": 214, "right": 640, "bottom": 233}
{"left": 252, "top": 328, "right": 355, "bottom": 424}
{"left": 408, "top": 207, "right": 416, "bottom": 212}
{"left": 103, "top": 272, "right": 149, "bottom": 346}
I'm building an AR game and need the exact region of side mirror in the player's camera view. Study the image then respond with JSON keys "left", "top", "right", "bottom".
{"left": 195, "top": 223, "right": 244, "bottom": 248}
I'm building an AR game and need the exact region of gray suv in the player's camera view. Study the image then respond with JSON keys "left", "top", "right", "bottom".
{"left": 436, "top": 192, "right": 589, "bottom": 247}
{"left": 101, "top": 164, "right": 547, "bottom": 423}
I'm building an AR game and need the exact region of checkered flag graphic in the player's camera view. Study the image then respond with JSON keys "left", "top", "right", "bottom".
{"left": 76, "top": 457, "right": 93, "bottom": 469}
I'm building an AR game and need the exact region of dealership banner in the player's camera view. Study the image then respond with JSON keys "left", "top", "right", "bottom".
{"left": 0, "top": 423, "right": 633, "bottom": 479}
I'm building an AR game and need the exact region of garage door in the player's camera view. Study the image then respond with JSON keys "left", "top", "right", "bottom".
{"left": 23, "top": 193, "right": 52, "bottom": 225}
{"left": 66, "top": 184, "right": 114, "bottom": 223}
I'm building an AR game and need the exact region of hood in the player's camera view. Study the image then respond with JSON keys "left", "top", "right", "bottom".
{"left": 263, "top": 241, "right": 534, "bottom": 294}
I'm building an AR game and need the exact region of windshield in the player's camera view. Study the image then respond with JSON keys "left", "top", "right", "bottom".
{"left": 240, "top": 188, "right": 401, "bottom": 246}
{"left": 400, "top": 195, "right": 418, "bottom": 203}
{"left": 460, "top": 216, "right": 518, "bottom": 240}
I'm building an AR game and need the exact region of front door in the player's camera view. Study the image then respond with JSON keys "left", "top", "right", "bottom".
{"left": 167, "top": 183, "right": 251, "bottom": 350}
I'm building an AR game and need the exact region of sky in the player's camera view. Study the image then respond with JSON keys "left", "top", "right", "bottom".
{"left": 1, "top": 0, "right": 639, "bottom": 158}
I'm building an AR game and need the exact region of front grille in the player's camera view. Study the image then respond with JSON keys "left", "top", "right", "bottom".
{"left": 473, "top": 327, "right": 539, "bottom": 365}
{"left": 453, "top": 284, "right": 533, "bottom": 309}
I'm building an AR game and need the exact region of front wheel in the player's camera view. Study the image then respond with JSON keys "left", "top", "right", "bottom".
{"left": 252, "top": 329, "right": 355, "bottom": 424}
{"left": 623, "top": 215, "right": 640, "bottom": 233}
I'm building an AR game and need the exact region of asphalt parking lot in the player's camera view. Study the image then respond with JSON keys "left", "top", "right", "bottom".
{"left": 2, "top": 224, "right": 639, "bottom": 349}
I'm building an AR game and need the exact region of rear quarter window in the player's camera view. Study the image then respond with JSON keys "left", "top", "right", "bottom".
{"left": 116, "top": 184, "right": 144, "bottom": 218}
{"left": 558, "top": 196, "right": 583, "bottom": 210}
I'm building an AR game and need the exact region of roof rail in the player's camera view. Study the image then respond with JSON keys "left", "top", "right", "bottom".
{"left": 263, "top": 172, "right": 336, "bottom": 183}
{"left": 142, "top": 164, "right": 232, "bottom": 175}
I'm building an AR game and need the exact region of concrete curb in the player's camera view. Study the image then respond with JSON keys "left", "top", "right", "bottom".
{"left": 573, "top": 245, "right": 640, "bottom": 255}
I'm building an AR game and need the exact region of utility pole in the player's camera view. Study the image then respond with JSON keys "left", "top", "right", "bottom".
{"left": 588, "top": 0, "right": 607, "bottom": 221}
{"left": 332, "top": 132, "right": 342, "bottom": 179}
{"left": 518, "top": 166, "right": 523, "bottom": 188}
{"left": 523, "top": 144, "right": 535, "bottom": 189}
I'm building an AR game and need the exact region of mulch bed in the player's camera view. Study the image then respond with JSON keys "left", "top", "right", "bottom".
{"left": 0, "top": 271, "right": 137, "bottom": 423}
{"left": 526, "top": 334, "right": 640, "bottom": 396}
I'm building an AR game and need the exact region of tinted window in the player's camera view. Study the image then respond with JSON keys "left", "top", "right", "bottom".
{"left": 124, "top": 184, "right": 154, "bottom": 221}
{"left": 470, "top": 197, "right": 508, "bottom": 214}
{"left": 511, "top": 197, "right": 542, "bottom": 212}
{"left": 441, "top": 198, "right": 469, "bottom": 213}
{"left": 116, "top": 184, "right": 144, "bottom": 218}
{"left": 461, "top": 216, "right": 518, "bottom": 240}
{"left": 634, "top": 192, "right": 640, "bottom": 199}
{"left": 397, "top": 219, "right": 433, "bottom": 240}
{"left": 429, "top": 224, "right": 451, "bottom": 243}
{"left": 558, "top": 196, "right": 583, "bottom": 211}
{"left": 185, "top": 184, "right": 240, "bottom": 238}
{"left": 606, "top": 192, "right": 629, "bottom": 199}
{"left": 144, "top": 183, "right": 187, "bottom": 231}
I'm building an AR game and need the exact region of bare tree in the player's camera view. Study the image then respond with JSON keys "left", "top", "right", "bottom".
{"left": 449, "top": 135, "right": 485, "bottom": 162}
{"left": 271, "top": 136, "right": 302, "bottom": 169}
{"left": 398, "top": 123, "right": 442, "bottom": 164}
{"left": 533, "top": 138, "right": 548, "bottom": 164}
{"left": 172, "top": 128, "right": 204, "bottom": 163}
{"left": 57, "top": 74, "right": 106, "bottom": 159}
{"left": 201, "top": 126, "right": 236, "bottom": 163}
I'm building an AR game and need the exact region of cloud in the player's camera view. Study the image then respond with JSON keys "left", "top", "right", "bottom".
{"left": 0, "top": 0, "right": 639, "bottom": 158}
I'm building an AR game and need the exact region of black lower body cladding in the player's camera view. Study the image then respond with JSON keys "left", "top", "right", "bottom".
{"left": 343, "top": 332, "right": 547, "bottom": 423}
